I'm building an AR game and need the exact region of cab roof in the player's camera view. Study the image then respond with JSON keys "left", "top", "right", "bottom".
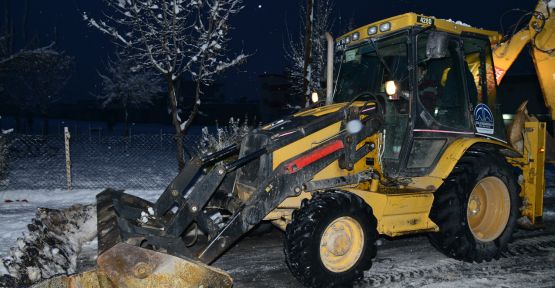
{"left": 337, "top": 13, "right": 501, "bottom": 48}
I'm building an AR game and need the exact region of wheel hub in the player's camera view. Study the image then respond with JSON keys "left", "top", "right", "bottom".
{"left": 466, "top": 176, "right": 511, "bottom": 242}
{"left": 468, "top": 196, "right": 481, "bottom": 216}
{"left": 319, "top": 216, "right": 364, "bottom": 273}
{"left": 325, "top": 226, "right": 351, "bottom": 256}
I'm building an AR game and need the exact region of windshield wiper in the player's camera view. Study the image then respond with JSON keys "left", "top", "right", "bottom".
{"left": 369, "top": 38, "right": 395, "bottom": 79}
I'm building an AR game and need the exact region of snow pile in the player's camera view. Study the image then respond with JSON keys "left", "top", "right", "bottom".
{"left": 445, "top": 18, "right": 472, "bottom": 28}
{"left": 0, "top": 204, "right": 97, "bottom": 287}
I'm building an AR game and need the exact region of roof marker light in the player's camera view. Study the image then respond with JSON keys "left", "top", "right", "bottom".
{"left": 368, "top": 26, "right": 378, "bottom": 35}
{"left": 379, "top": 22, "right": 391, "bottom": 32}
{"left": 352, "top": 32, "right": 360, "bottom": 41}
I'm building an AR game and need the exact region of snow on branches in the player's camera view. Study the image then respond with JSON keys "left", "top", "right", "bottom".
{"left": 0, "top": 42, "right": 74, "bottom": 133}
{"left": 85, "top": 0, "right": 247, "bottom": 170}
{"left": 96, "top": 53, "right": 163, "bottom": 135}
{"left": 197, "top": 117, "right": 250, "bottom": 155}
{"left": 285, "top": 0, "right": 334, "bottom": 104}
{"left": 83, "top": 0, "right": 247, "bottom": 91}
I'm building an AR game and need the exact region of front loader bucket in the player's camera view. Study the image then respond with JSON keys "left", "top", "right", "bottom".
{"left": 97, "top": 243, "right": 233, "bottom": 288}
{"left": 33, "top": 187, "right": 232, "bottom": 288}
{"left": 32, "top": 244, "right": 232, "bottom": 288}
{"left": 97, "top": 243, "right": 232, "bottom": 287}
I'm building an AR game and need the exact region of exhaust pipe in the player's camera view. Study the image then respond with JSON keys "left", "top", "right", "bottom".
{"left": 325, "top": 32, "right": 334, "bottom": 105}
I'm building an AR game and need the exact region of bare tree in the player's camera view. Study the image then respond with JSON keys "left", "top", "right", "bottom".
{"left": 97, "top": 53, "right": 163, "bottom": 136}
{"left": 0, "top": 115, "right": 11, "bottom": 183}
{"left": 0, "top": 42, "right": 74, "bottom": 134}
{"left": 285, "top": 0, "right": 334, "bottom": 106}
{"left": 0, "top": 1, "right": 73, "bottom": 134}
{"left": 84, "top": 0, "right": 247, "bottom": 170}
{"left": 302, "top": 0, "right": 314, "bottom": 107}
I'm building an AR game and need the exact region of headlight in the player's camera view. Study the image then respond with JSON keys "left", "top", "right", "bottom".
{"left": 385, "top": 80, "right": 397, "bottom": 96}
{"left": 311, "top": 91, "right": 319, "bottom": 103}
{"left": 379, "top": 22, "right": 391, "bottom": 32}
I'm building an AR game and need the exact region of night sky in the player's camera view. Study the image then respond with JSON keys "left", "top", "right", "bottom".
{"left": 4, "top": 0, "right": 537, "bottom": 104}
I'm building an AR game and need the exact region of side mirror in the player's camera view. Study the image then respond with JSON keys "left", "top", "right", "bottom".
{"left": 426, "top": 31, "right": 448, "bottom": 59}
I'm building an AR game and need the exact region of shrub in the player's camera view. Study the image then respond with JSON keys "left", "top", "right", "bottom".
{"left": 196, "top": 117, "right": 251, "bottom": 156}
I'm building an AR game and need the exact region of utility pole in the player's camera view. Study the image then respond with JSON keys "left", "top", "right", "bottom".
{"left": 302, "top": 0, "right": 314, "bottom": 106}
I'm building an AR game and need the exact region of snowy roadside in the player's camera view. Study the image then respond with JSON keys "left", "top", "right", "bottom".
{"left": 546, "top": 163, "right": 554, "bottom": 197}
{"left": 0, "top": 188, "right": 162, "bottom": 276}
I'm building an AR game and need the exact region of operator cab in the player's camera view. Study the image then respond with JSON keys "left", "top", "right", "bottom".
{"left": 334, "top": 14, "right": 506, "bottom": 178}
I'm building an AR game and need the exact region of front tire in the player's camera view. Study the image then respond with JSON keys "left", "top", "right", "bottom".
{"left": 428, "top": 149, "right": 520, "bottom": 262}
{"left": 284, "top": 191, "right": 378, "bottom": 287}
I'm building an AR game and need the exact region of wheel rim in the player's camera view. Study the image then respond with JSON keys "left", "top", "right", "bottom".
{"left": 319, "top": 216, "right": 364, "bottom": 273}
{"left": 466, "top": 176, "right": 511, "bottom": 242}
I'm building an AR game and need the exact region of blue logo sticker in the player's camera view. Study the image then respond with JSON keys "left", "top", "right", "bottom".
{"left": 474, "top": 103, "right": 494, "bottom": 135}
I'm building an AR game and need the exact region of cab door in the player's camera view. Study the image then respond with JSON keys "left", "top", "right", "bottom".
{"left": 404, "top": 31, "right": 475, "bottom": 176}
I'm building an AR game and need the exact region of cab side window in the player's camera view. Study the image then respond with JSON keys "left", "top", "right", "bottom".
{"left": 415, "top": 33, "right": 472, "bottom": 131}
{"left": 461, "top": 36, "right": 506, "bottom": 139}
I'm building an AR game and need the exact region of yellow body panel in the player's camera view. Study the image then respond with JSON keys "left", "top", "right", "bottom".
{"left": 491, "top": 29, "right": 531, "bottom": 84}
{"left": 428, "top": 138, "right": 512, "bottom": 179}
{"left": 531, "top": 1, "right": 555, "bottom": 120}
{"left": 272, "top": 189, "right": 438, "bottom": 237}
{"left": 344, "top": 188, "right": 438, "bottom": 236}
{"left": 338, "top": 13, "right": 499, "bottom": 46}
{"left": 273, "top": 101, "right": 376, "bottom": 170}
{"left": 508, "top": 121, "right": 547, "bottom": 224}
{"left": 313, "top": 134, "right": 381, "bottom": 181}
{"left": 272, "top": 122, "right": 342, "bottom": 170}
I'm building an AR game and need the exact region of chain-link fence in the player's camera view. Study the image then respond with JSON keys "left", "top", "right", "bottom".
{"left": 0, "top": 133, "right": 202, "bottom": 191}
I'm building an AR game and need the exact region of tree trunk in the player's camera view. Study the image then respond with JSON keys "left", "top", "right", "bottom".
{"left": 123, "top": 105, "right": 129, "bottom": 137}
{"left": 181, "top": 80, "right": 202, "bottom": 134}
{"left": 167, "top": 75, "right": 185, "bottom": 171}
{"left": 26, "top": 115, "right": 33, "bottom": 134}
{"left": 302, "top": 0, "right": 314, "bottom": 106}
{"left": 42, "top": 116, "right": 49, "bottom": 135}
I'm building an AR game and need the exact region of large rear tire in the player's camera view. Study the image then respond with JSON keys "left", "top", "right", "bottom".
{"left": 284, "top": 191, "right": 378, "bottom": 287}
{"left": 428, "top": 149, "right": 520, "bottom": 262}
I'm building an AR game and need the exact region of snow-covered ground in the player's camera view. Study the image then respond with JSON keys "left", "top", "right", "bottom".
{"left": 546, "top": 163, "right": 554, "bottom": 197}
{"left": 0, "top": 164, "right": 554, "bottom": 286}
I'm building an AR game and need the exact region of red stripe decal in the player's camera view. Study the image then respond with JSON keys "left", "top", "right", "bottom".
{"left": 284, "top": 140, "right": 344, "bottom": 174}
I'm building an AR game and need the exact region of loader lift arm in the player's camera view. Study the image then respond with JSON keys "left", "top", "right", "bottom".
{"left": 83, "top": 104, "right": 383, "bottom": 287}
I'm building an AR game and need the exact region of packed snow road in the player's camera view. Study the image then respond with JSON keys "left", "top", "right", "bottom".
{"left": 74, "top": 197, "right": 555, "bottom": 288}
{"left": 211, "top": 214, "right": 555, "bottom": 288}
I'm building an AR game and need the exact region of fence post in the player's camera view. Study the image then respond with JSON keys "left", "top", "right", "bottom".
{"left": 64, "top": 127, "right": 72, "bottom": 190}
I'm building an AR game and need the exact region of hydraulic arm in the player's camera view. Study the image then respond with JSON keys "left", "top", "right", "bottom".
{"left": 492, "top": 0, "right": 555, "bottom": 120}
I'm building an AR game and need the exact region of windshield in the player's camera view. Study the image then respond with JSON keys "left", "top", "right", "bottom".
{"left": 334, "top": 33, "right": 409, "bottom": 103}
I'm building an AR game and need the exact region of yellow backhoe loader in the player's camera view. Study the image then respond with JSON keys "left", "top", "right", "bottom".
{"left": 35, "top": 1, "right": 554, "bottom": 287}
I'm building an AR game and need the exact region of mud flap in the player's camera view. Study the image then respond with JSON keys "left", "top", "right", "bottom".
{"left": 32, "top": 243, "right": 233, "bottom": 288}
